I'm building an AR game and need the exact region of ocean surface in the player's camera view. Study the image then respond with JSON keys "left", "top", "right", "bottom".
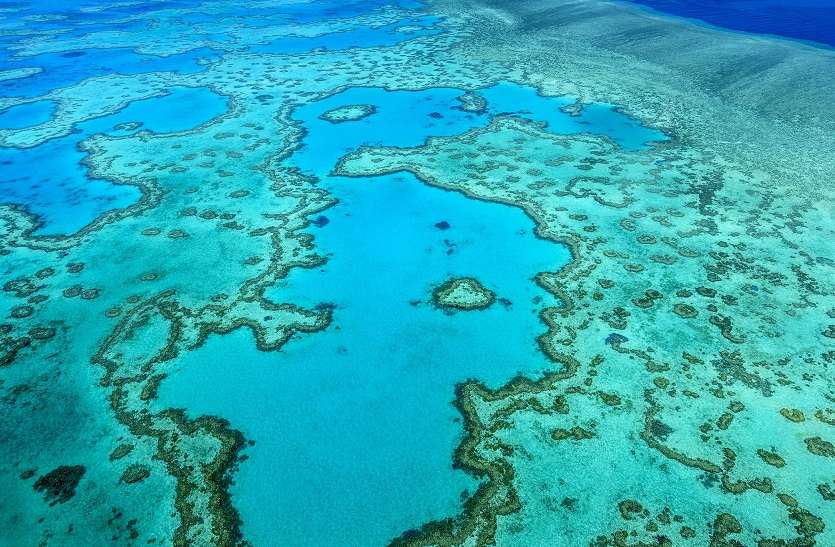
{"left": 624, "top": 0, "right": 835, "bottom": 47}
{"left": 1, "top": 0, "right": 833, "bottom": 546}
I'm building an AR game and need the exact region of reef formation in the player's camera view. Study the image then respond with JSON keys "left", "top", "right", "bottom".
{"left": 0, "top": 0, "right": 833, "bottom": 545}
{"left": 432, "top": 277, "right": 496, "bottom": 311}
{"left": 319, "top": 103, "right": 377, "bottom": 123}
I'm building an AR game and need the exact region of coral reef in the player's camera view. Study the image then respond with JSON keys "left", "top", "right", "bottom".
{"left": 432, "top": 276, "right": 495, "bottom": 311}
{"left": 319, "top": 103, "right": 377, "bottom": 123}
{"left": 1, "top": 0, "right": 833, "bottom": 544}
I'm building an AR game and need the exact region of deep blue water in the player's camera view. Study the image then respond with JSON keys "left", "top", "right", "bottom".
{"left": 625, "top": 0, "right": 835, "bottom": 48}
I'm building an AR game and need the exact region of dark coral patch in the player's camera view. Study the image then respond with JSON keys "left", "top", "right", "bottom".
{"left": 650, "top": 419, "right": 673, "bottom": 440}
{"left": 673, "top": 303, "right": 698, "bottom": 318}
{"left": 120, "top": 464, "right": 151, "bottom": 484}
{"left": 10, "top": 305, "right": 33, "bottom": 319}
{"left": 606, "top": 333, "right": 628, "bottom": 345}
{"left": 33, "top": 465, "right": 85, "bottom": 505}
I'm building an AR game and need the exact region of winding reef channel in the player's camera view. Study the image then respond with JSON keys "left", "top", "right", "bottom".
{"left": 1, "top": 0, "right": 834, "bottom": 546}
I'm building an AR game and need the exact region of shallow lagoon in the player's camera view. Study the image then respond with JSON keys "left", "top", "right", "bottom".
{"left": 251, "top": 17, "right": 442, "bottom": 54}
{"left": 158, "top": 172, "right": 563, "bottom": 545}
{"left": 0, "top": 86, "right": 227, "bottom": 234}
{"left": 157, "top": 82, "right": 662, "bottom": 545}
{"left": 0, "top": 99, "right": 55, "bottom": 129}
{"left": 0, "top": 47, "right": 221, "bottom": 99}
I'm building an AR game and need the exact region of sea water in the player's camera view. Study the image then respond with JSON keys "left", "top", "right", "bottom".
{"left": 2, "top": 1, "right": 831, "bottom": 545}
{"left": 157, "top": 82, "right": 661, "bottom": 546}
{"left": 0, "top": 86, "right": 227, "bottom": 234}
{"left": 624, "top": 0, "right": 835, "bottom": 48}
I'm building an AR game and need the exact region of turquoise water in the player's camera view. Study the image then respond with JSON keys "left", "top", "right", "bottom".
{"left": 98, "top": 86, "right": 229, "bottom": 135}
{"left": 0, "top": 48, "right": 221, "bottom": 99}
{"left": 0, "top": 86, "right": 227, "bottom": 234}
{"left": 157, "top": 174, "right": 563, "bottom": 545}
{"left": 479, "top": 82, "right": 666, "bottom": 150}
{"left": 251, "top": 17, "right": 442, "bottom": 54}
{"left": 0, "top": 100, "right": 55, "bottom": 129}
{"left": 2, "top": 1, "right": 833, "bottom": 545}
{"left": 289, "top": 83, "right": 665, "bottom": 172}
{"left": 156, "top": 83, "right": 659, "bottom": 545}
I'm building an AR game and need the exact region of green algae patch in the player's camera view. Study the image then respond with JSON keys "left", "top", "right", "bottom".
{"left": 318, "top": 104, "right": 376, "bottom": 124}
{"left": 431, "top": 277, "right": 496, "bottom": 312}
{"left": 815, "top": 408, "right": 835, "bottom": 425}
{"left": 33, "top": 465, "right": 86, "bottom": 506}
{"left": 711, "top": 513, "right": 743, "bottom": 544}
{"left": 10, "top": 305, "right": 34, "bottom": 319}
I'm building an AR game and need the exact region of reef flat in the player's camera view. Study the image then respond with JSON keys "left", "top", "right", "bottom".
{"left": 0, "top": 0, "right": 833, "bottom": 545}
